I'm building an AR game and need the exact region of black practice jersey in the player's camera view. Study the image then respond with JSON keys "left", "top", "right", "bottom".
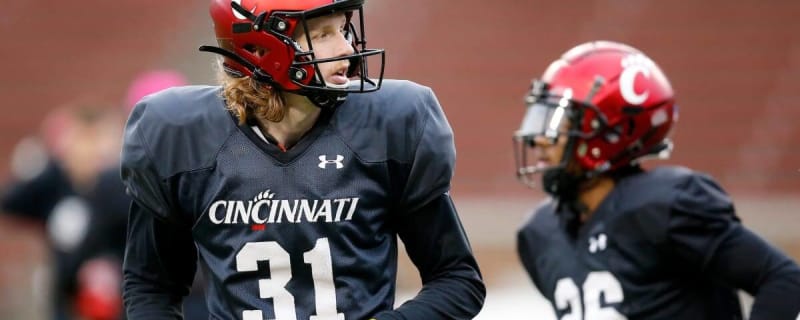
{"left": 518, "top": 166, "right": 800, "bottom": 320}
{"left": 120, "top": 80, "right": 485, "bottom": 320}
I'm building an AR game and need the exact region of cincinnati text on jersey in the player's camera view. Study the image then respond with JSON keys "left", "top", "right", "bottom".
{"left": 207, "top": 189, "right": 360, "bottom": 225}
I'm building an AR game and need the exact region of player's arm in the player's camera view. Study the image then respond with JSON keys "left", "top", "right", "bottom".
{"left": 708, "top": 224, "right": 800, "bottom": 319}
{"left": 0, "top": 161, "right": 62, "bottom": 221}
{"left": 120, "top": 101, "right": 197, "bottom": 319}
{"left": 375, "top": 87, "right": 485, "bottom": 319}
{"left": 379, "top": 193, "right": 485, "bottom": 320}
{"left": 666, "top": 173, "right": 800, "bottom": 320}
{"left": 123, "top": 202, "right": 197, "bottom": 319}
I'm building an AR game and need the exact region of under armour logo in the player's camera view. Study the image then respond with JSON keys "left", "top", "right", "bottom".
{"left": 588, "top": 233, "right": 607, "bottom": 253}
{"left": 318, "top": 155, "right": 344, "bottom": 169}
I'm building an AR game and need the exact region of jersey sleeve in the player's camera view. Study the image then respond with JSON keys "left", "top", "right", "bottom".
{"left": 123, "top": 201, "right": 197, "bottom": 319}
{"left": 666, "top": 173, "right": 800, "bottom": 319}
{"left": 516, "top": 202, "right": 558, "bottom": 301}
{"left": 120, "top": 101, "right": 181, "bottom": 225}
{"left": 376, "top": 194, "right": 485, "bottom": 320}
{"left": 706, "top": 223, "right": 800, "bottom": 319}
{"left": 665, "top": 172, "right": 739, "bottom": 269}
{"left": 398, "top": 87, "right": 455, "bottom": 212}
{"left": 517, "top": 220, "right": 543, "bottom": 293}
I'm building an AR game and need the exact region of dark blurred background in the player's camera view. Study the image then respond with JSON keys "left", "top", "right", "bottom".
{"left": 1, "top": 1, "right": 798, "bottom": 318}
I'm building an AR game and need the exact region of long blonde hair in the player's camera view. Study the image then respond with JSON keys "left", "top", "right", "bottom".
{"left": 217, "top": 67, "right": 287, "bottom": 124}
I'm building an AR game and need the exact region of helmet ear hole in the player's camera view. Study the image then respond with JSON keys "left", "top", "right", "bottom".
{"left": 243, "top": 44, "right": 267, "bottom": 57}
{"left": 627, "top": 118, "right": 636, "bottom": 136}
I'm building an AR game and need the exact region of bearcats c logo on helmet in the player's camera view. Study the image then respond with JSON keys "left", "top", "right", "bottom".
{"left": 619, "top": 54, "right": 652, "bottom": 106}
{"left": 231, "top": 0, "right": 256, "bottom": 20}
{"left": 514, "top": 41, "right": 677, "bottom": 192}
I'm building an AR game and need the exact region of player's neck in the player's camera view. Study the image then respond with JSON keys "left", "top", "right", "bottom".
{"left": 577, "top": 176, "right": 615, "bottom": 223}
{"left": 258, "top": 93, "right": 321, "bottom": 150}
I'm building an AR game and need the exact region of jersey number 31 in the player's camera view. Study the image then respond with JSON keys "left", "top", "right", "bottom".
{"left": 236, "top": 238, "right": 344, "bottom": 320}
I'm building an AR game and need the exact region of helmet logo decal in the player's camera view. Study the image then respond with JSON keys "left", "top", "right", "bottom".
{"left": 619, "top": 54, "right": 652, "bottom": 106}
{"left": 231, "top": 0, "right": 257, "bottom": 20}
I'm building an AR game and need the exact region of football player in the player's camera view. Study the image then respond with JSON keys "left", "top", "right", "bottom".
{"left": 2, "top": 104, "right": 128, "bottom": 320}
{"left": 513, "top": 41, "right": 800, "bottom": 319}
{"left": 120, "top": 0, "right": 485, "bottom": 319}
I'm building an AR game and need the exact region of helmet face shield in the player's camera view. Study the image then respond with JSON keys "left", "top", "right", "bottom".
{"left": 513, "top": 86, "right": 574, "bottom": 188}
{"left": 516, "top": 94, "right": 571, "bottom": 143}
{"left": 513, "top": 134, "right": 547, "bottom": 189}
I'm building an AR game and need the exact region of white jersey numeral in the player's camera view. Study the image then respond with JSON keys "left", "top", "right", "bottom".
{"left": 554, "top": 277, "right": 582, "bottom": 320}
{"left": 236, "top": 238, "right": 344, "bottom": 320}
{"left": 554, "top": 271, "right": 627, "bottom": 320}
{"left": 304, "top": 239, "right": 345, "bottom": 320}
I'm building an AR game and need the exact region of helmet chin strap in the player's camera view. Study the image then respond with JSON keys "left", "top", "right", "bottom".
{"left": 303, "top": 92, "right": 347, "bottom": 109}
{"left": 298, "top": 75, "right": 349, "bottom": 109}
{"left": 305, "top": 91, "right": 346, "bottom": 109}
{"left": 543, "top": 164, "right": 591, "bottom": 237}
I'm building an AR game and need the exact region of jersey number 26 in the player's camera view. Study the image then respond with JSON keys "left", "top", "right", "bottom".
{"left": 554, "top": 271, "right": 627, "bottom": 320}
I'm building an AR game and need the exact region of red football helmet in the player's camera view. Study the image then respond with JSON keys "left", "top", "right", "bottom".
{"left": 201, "top": 0, "right": 385, "bottom": 105}
{"left": 514, "top": 41, "right": 677, "bottom": 191}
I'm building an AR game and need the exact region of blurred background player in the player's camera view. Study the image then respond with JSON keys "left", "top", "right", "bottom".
{"left": 1, "top": 101, "right": 126, "bottom": 320}
{"left": 513, "top": 41, "right": 800, "bottom": 319}
{"left": 0, "top": 69, "right": 203, "bottom": 320}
